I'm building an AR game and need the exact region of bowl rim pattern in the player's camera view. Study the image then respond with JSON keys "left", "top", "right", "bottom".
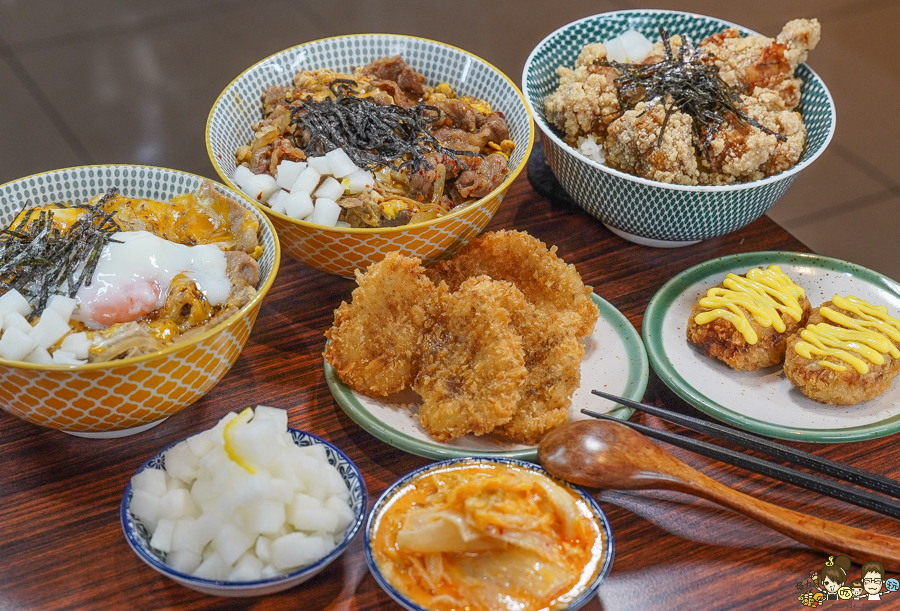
{"left": 363, "top": 456, "right": 615, "bottom": 611}
{"left": 120, "top": 426, "right": 368, "bottom": 591}
{"left": 522, "top": 9, "right": 837, "bottom": 193}
{"left": 205, "top": 32, "right": 535, "bottom": 234}
{"left": 0, "top": 164, "right": 281, "bottom": 371}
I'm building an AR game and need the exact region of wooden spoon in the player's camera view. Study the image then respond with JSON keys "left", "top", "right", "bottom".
{"left": 539, "top": 419, "right": 900, "bottom": 571}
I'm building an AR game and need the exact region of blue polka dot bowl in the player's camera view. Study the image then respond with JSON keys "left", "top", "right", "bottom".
{"left": 523, "top": 10, "right": 836, "bottom": 247}
{"left": 206, "top": 34, "right": 534, "bottom": 278}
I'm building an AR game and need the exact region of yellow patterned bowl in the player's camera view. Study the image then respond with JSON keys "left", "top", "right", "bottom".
{"left": 0, "top": 166, "right": 280, "bottom": 437}
{"left": 206, "top": 34, "right": 534, "bottom": 278}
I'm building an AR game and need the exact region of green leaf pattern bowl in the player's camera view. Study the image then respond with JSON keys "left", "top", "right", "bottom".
{"left": 522, "top": 10, "right": 836, "bottom": 247}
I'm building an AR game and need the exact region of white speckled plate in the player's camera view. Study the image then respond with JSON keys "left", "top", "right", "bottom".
{"left": 325, "top": 293, "right": 649, "bottom": 460}
{"left": 644, "top": 252, "right": 900, "bottom": 442}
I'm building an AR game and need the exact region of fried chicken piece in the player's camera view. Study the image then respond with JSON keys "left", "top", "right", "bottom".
{"left": 687, "top": 267, "right": 812, "bottom": 370}
{"left": 324, "top": 252, "right": 441, "bottom": 396}
{"left": 415, "top": 277, "right": 527, "bottom": 441}
{"left": 543, "top": 43, "right": 621, "bottom": 145}
{"left": 784, "top": 301, "right": 900, "bottom": 405}
{"left": 427, "top": 230, "right": 598, "bottom": 339}
{"left": 699, "top": 88, "right": 806, "bottom": 184}
{"left": 605, "top": 102, "right": 701, "bottom": 186}
{"left": 700, "top": 19, "right": 820, "bottom": 109}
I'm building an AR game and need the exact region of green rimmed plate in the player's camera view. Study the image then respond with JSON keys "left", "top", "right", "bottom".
{"left": 325, "top": 293, "right": 649, "bottom": 461}
{"left": 644, "top": 252, "right": 900, "bottom": 443}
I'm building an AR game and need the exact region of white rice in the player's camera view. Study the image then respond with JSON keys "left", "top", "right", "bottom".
{"left": 576, "top": 134, "right": 606, "bottom": 164}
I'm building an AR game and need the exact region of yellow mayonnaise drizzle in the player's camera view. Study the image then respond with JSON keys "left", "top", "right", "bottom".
{"left": 794, "top": 295, "right": 900, "bottom": 373}
{"left": 694, "top": 265, "right": 806, "bottom": 344}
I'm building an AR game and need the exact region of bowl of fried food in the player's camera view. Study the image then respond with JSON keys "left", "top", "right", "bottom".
{"left": 207, "top": 34, "right": 534, "bottom": 278}
{"left": 323, "top": 229, "right": 650, "bottom": 459}
{"left": 523, "top": 10, "right": 835, "bottom": 247}
{"left": 365, "top": 457, "right": 614, "bottom": 611}
{"left": 0, "top": 165, "right": 279, "bottom": 436}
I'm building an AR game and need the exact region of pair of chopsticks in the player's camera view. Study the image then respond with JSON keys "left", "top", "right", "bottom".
{"left": 587, "top": 389, "right": 900, "bottom": 520}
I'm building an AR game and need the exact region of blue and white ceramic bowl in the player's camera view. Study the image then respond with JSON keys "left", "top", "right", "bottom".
{"left": 121, "top": 428, "right": 367, "bottom": 597}
{"left": 523, "top": 10, "right": 836, "bottom": 247}
{"left": 364, "top": 457, "right": 614, "bottom": 611}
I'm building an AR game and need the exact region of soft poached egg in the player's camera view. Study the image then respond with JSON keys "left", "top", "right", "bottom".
{"left": 72, "top": 231, "right": 231, "bottom": 329}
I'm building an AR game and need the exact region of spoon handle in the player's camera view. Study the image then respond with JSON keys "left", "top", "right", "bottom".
{"left": 673, "top": 466, "right": 900, "bottom": 571}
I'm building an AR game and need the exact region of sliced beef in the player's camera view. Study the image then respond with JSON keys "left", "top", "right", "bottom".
{"left": 454, "top": 152, "right": 509, "bottom": 199}
{"left": 225, "top": 251, "right": 260, "bottom": 288}
{"left": 362, "top": 56, "right": 426, "bottom": 100}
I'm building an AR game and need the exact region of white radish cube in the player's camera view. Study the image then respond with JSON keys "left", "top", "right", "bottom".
{"left": 228, "top": 553, "right": 265, "bottom": 582}
{"left": 167, "top": 478, "right": 188, "bottom": 492}
{"left": 132, "top": 468, "right": 168, "bottom": 498}
{"left": 171, "top": 518, "right": 201, "bottom": 554}
{"left": 186, "top": 431, "right": 216, "bottom": 459}
{"left": 291, "top": 493, "right": 324, "bottom": 512}
{"left": 199, "top": 447, "right": 231, "bottom": 475}
{"left": 282, "top": 191, "right": 314, "bottom": 220}
{"left": 24, "top": 346, "right": 52, "bottom": 364}
{"left": 0, "top": 327, "right": 38, "bottom": 361}
{"left": 604, "top": 35, "right": 627, "bottom": 63}
{"left": 255, "top": 535, "right": 273, "bottom": 563}
{"left": 324, "top": 466, "right": 350, "bottom": 501}
{"left": 167, "top": 550, "right": 202, "bottom": 574}
{"left": 0, "top": 289, "right": 32, "bottom": 317}
{"left": 289, "top": 506, "right": 339, "bottom": 533}
{"left": 164, "top": 441, "right": 199, "bottom": 483}
{"left": 325, "top": 496, "right": 355, "bottom": 533}
{"left": 2, "top": 311, "right": 32, "bottom": 334}
{"left": 290, "top": 166, "right": 321, "bottom": 195}
{"left": 235, "top": 472, "right": 274, "bottom": 507}
{"left": 214, "top": 523, "right": 255, "bottom": 565}
{"left": 261, "top": 564, "right": 279, "bottom": 579}
{"left": 186, "top": 512, "right": 223, "bottom": 551}
{"left": 343, "top": 169, "right": 374, "bottom": 194}
{"left": 309, "top": 198, "right": 341, "bottom": 227}
{"left": 300, "top": 469, "right": 331, "bottom": 501}
{"left": 231, "top": 420, "right": 282, "bottom": 471}
{"left": 268, "top": 479, "right": 295, "bottom": 504}
{"left": 275, "top": 160, "right": 307, "bottom": 190}
{"left": 619, "top": 28, "right": 653, "bottom": 63}
{"left": 252, "top": 405, "right": 288, "bottom": 432}
{"left": 130, "top": 489, "right": 161, "bottom": 532}
{"left": 158, "top": 488, "right": 197, "bottom": 520}
{"left": 51, "top": 349, "right": 84, "bottom": 365}
{"left": 46, "top": 295, "right": 77, "bottom": 321}
{"left": 238, "top": 171, "right": 279, "bottom": 204}
{"left": 193, "top": 551, "right": 231, "bottom": 581}
{"left": 59, "top": 332, "right": 90, "bottom": 360}
{"left": 314, "top": 177, "right": 344, "bottom": 201}
{"left": 246, "top": 500, "right": 286, "bottom": 535}
{"left": 207, "top": 412, "right": 236, "bottom": 446}
{"left": 335, "top": 221, "right": 351, "bottom": 228}
{"left": 266, "top": 189, "right": 289, "bottom": 215}
{"left": 214, "top": 488, "right": 241, "bottom": 520}
{"left": 306, "top": 156, "right": 332, "bottom": 176}
{"left": 233, "top": 165, "right": 256, "bottom": 192}
{"left": 150, "top": 518, "right": 176, "bottom": 552}
{"left": 325, "top": 148, "right": 358, "bottom": 178}
{"left": 189, "top": 477, "right": 216, "bottom": 508}
{"left": 271, "top": 532, "right": 328, "bottom": 570}
{"left": 300, "top": 443, "right": 329, "bottom": 464}
{"left": 30, "top": 308, "right": 70, "bottom": 349}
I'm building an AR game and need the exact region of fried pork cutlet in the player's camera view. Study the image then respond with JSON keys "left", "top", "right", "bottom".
{"left": 427, "top": 230, "right": 598, "bottom": 339}
{"left": 687, "top": 265, "right": 811, "bottom": 370}
{"left": 324, "top": 252, "right": 441, "bottom": 396}
{"left": 784, "top": 297, "right": 900, "bottom": 405}
{"left": 415, "top": 277, "right": 527, "bottom": 441}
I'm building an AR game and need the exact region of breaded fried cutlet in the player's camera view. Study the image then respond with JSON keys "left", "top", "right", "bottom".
{"left": 324, "top": 252, "right": 441, "bottom": 396}
{"left": 687, "top": 265, "right": 811, "bottom": 370}
{"left": 784, "top": 296, "right": 900, "bottom": 405}
{"left": 427, "top": 230, "right": 598, "bottom": 339}
{"left": 414, "top": 277, "right": 527, "bottom": 441}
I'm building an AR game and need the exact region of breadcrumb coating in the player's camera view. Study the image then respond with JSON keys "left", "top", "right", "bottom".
{"left": 604, "top": 102, "right": 700, "bottom": 185}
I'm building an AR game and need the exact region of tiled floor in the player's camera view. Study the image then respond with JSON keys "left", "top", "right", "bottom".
{"left": 1, "top": 0, "right": 898, "bottom": 277}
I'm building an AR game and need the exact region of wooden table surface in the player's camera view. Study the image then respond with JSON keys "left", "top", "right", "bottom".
{"left": 3, "top": 160, "right": 899, "bottom": 611}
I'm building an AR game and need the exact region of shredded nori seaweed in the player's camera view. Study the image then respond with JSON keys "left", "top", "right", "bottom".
{"left": 0, "top": 188, "right": 121, "bottom": 318}
{"left": 289, "top": 79, "right": 477, "bottom": 173}
{"left": 604, "top": 28, "right": 786, "bottom": 159}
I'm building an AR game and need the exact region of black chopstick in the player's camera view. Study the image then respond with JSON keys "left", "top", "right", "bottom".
{"left": 580, "top": 409, "right": 900, "bottom": 520}
{"left": 591, "top": 389, "right": 900, "bottom": 500}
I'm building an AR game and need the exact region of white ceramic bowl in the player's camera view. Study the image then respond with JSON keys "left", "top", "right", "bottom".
{"left": 121, "top": 428, "right": 367, "bottom": 597}
{"left": 364, "top": 457, "right": 614, "bottom": 611}
{"left": 523, "top": 10, "right": 836, "bottom": 247}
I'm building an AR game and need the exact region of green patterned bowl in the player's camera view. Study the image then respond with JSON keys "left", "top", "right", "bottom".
{"left": 523, "top": 10, "right": 836, "bottom": 247}
{"left": 207, "top": 34, "right": 534, "bottom": 278}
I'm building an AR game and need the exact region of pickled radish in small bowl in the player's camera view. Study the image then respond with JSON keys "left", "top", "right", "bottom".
{"left": 121, "top": 406, "right": 367, "bottom": 597}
